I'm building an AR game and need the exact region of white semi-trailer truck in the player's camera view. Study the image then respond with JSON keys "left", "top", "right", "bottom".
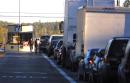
{"left": 76, "top": 7, "right": 130, "bottom": 57}
{"left": 64, "top": 0, "right": 116, "bottom": 47}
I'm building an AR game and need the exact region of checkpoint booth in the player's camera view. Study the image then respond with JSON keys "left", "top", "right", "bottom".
{"left": 6, "top": 24, "right": 34, "bottom": 52}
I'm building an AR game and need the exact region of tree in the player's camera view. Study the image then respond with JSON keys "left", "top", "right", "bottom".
{"left": 59, "top": 21, "right": 64, "bottom": 33}
{"left": 124, "top": 0, "right": 130, "bottom": 7}
{"left": 33, "top": 21, "right": 62, "bottom": 37}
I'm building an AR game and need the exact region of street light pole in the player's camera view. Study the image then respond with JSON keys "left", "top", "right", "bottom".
{"left": 18, "top": 0, "right": 20, "bottom": 52}
{"left": 19, "top": 0, "right": 20, "bottom": 25}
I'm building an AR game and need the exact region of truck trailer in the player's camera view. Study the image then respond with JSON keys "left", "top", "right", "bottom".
{"left": 76, "top": 7, "right": 130, "bottom": 57}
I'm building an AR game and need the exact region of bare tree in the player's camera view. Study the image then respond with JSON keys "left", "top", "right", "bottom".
{"left": 124, "top": 0, "right": 130, "bottom": 7}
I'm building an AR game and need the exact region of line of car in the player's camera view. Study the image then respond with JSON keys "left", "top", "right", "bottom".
{"left": 78, "top": 37, "right": 130, "bottom": 83}
{"left": 39, "top": 36, "right": 130, "bottom": 83}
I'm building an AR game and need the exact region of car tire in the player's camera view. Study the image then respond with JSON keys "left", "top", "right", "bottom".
{"left": 53, "top": 52, "right": 55, "bottom": 59}
{"left": 78, "top": 72, "right": 84, "bottom": 80}
{"left": 118, "top": 74, "right": 126, "bottom": 83}
{"left": 84, "top": 72, "right": 89, "bottom": 81}
{"left": 89, "top": 72, "right": 95, "bottom": 83}
{"left": 56, "top": 56, "right": 61, "bottom": 65}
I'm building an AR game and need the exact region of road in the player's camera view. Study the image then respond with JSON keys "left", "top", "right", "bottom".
{"left": 0, "top": 52, "right": 76, "bottom": 83}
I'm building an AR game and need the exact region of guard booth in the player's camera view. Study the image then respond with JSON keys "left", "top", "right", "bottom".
{"left": 6, "top": 24, "right": 34, "bottom": 52}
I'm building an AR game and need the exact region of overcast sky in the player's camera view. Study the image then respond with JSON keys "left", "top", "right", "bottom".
{"left": 0, "top": 0, "right": 126, "bottom": 23}
{"left": 0, "top": 0, "right": 65, "bottom": 23}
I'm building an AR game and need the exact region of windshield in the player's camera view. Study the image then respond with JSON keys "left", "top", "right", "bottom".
{"left": 52, "top": 36, "right": 63, "bottom": 41}
{"left": 107, "top": 40, "right": 128, "bottom": 59}
{"left": 41, "top": 36, "right": 50, "bottom": 39}
{"left": 40, "top": 36, "right": 50, "bottom": 41}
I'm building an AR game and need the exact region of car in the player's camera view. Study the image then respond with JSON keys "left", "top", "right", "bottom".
{"left": 53, "top": 40, "right": 63, "bottom": 60}
{"left": 58, "top": 44, "right": 78, "bottom": 69}
{"left": 67, "top": 45, "right": 77, "bottom": 71}
{"left": 48, "top": 35, "right": 63, "bottom": 44}
{"left": 0, "top": 43, "right": 5, "bottom": 53}
{"left": 47, "top": 35, "right": 63, "bottom": 57}
{"left": 88, "top": 49, "right": 105, "bottom": 83}
{"left": 78, "top": 48, "right": 99, "bottom": 80}
{"left": 118, "top": 40, "right": 130, "bottom": 83}
{"left": 56, "top": 44, "right": 66, "bottom": 66}
{"left": 0, "top": 48, "right": 5, "bottom": 53}
{"left": 39, "top": 35, "right": 50, "bottom": 53}
{"left": 98, "top": 37, "right": 129, "bottom": 83}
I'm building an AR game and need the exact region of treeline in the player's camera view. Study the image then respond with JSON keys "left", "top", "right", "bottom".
{"left": 0, "top": 21, "right": 63, "bottom": 43}
{"left": 0, "top": 21, "right": 9, "bottom": 43}
{"left": 124, "top": 0, "right": 130, "bottom": 7}
{"left": 33, "top": 21, "right": 62, "bottom": 37}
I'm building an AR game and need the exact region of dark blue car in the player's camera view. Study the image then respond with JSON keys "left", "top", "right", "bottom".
{"left": 78, "top": 48, "right": 99, "bottom": 80}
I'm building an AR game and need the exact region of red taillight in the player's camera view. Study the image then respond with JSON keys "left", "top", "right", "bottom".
{"left": 89, "top": 60, "right": 93, "bottom": 64}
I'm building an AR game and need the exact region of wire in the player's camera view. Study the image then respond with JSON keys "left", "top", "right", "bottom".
{"left": 0, "top": 12, "right": 64, "bottom": 15}
{"left": 0, "top": 15, "right": 64, "bottom": 18}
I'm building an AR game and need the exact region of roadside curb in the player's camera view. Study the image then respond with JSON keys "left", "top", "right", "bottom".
{"left": 42, "top": 54, "right": 77, "bottom": 83}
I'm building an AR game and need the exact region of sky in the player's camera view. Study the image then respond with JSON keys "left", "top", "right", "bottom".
{"left": 0, "top": 0, "right": 126, "bottom": 23}
{"left": 0, "top": 0, "right": 65, "bottom": 23}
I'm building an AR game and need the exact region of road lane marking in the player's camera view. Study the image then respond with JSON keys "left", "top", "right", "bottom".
{"left": 9, "top": 76, "right": 14, "bottom": 78}
{"left": 29, "top": 76, "right": 48, "bottom": 79}
{"left": 13, "top": 72, "right": 47, "bottom": 75}
{"left": 16, "top": 76, "right": 26, "bottom": 78}
{"left": 0, "top": 75, "right": 48, "bottom": 79}
{"left": 0, "top": 72, "right": 48, "bottom": 79}
{"left": 1, "top": 76, "right": 7, "bottom": 78}
{"left": 43, "top": 55, "right": 76, "bottom": 83}
{"left": 29, "top": 76, "right": 33, "bottom": 78}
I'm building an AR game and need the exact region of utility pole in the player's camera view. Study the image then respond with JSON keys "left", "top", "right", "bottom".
{"left": 18, "top": 0, "right": 20, "bottom": 52}
{"left": 117, "top": 0, "right": 120, "bottom": 6}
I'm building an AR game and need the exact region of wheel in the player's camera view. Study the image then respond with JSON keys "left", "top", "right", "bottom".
{"left": 56, "top": 55, "right": 61, "bottom": 65}
{"left": 78, "top": 72, "right": 84, "bottom": 80}
{"left": 99, "top": 73, "right": 109, "bottom": 83}
{"left": 54, "top": 53, "right": 57, "bottom": 60}
{"left": 84, "top": 72, "right": 89, "bottom": 81}
{"left": 89, "top": 72, "right": 95, "bottom": 83}
{"left": 98, "top": 71, "right": 105, "bottom": 83}
{"left": 118, "top": 73, "right": 126, "bottom": 83}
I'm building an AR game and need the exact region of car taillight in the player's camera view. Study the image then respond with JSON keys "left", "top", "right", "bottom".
{"left": 89, "top": 60, "right": 93, "bottom": 64}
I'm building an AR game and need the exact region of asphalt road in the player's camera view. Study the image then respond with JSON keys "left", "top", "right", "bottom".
{"left": 0, "top": 52, "right": 76, "bottom": 83}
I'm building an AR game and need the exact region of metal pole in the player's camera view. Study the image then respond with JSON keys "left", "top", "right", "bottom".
{"left": 117, "top": 0, "right": 120, "bottom": 7}
{"left": 19, "top": 0, "right": 20, "bottom": 25}
{"left": 18, "top": 0, "right": 20, "bottom": 52}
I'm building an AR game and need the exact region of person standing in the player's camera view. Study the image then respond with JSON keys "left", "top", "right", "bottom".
{"left": 35, "top": 39, "right": 40, "bottom": 53}
{"left": 29, "top": 39, "right": 33, "bottom": 52}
